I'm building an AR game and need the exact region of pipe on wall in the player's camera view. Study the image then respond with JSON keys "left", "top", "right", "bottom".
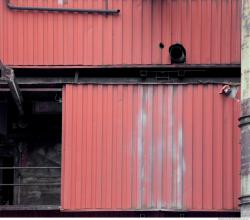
{"left": 0, "top": 60, "right": 23, "bottom": 115}
{"left": 7, "top": 0, "right": 120, "bottom": 15}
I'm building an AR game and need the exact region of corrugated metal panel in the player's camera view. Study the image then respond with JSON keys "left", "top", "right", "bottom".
{"left": 0, "top": 0, "right": 241, "bottom": 66}
{"left": 62, "top": 84, "right": 240, "bottom": 211}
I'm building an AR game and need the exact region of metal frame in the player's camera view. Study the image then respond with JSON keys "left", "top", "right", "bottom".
{"left": 0, "top": 60, "right": 23, "bottom": 115}
{"left": 0, "top": 183, "right": 60, "bottom": 186}
{"left": 0, "top": 166, "right": 61, "bottom": 187}
{"left": 0, "top": 167, "right": 61, "bottom": 170}
{"left": 0, "top": 165, "right": 61, "bottom": 209}
{"left": 7, "top": 0, "right": 120, "bottom": 15}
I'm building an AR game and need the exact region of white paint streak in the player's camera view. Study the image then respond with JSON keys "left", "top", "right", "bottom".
{"left": 137, "top": 88, "right": 145, "bottom": 209}
{"left": 58, "top": 0, "right": 64, "bottom": 5}
{"left": 176, "top": 127, "right": 183, "bottom": 209}
{"left": 157, "top": 142, "right": 163, "bottom": 209}
{"left": 167, "top": 91, "right": 173, "bottom": 156}
{"left": 165, "top": 86, "right": 174, "bottom": 209}
{"left": 137, "top": 87, "right": 150, "bottom": 208}
{"left": 182, "top": 157, "right": 186, "bottom": 174}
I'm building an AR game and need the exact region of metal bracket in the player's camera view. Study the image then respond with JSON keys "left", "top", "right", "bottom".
{"left": 7, "top": 0, "right": 120, "bottom": 15}
{"left": 0, "top": 60, "right": 24, "bottom": 115}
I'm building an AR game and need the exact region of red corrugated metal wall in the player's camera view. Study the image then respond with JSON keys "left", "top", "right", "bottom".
{"left": 62, "top": 84, "right": 240, "bottom": 211}
{"left": 0, "top": 0, "right": 241, "bottom": 67}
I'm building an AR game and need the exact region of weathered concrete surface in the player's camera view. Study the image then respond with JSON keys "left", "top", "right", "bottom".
{"left": 241, "top": 176, "right": 250, "bottom": 216}
{"left": 241, "top": 0, "right": 250, "bottom": 216}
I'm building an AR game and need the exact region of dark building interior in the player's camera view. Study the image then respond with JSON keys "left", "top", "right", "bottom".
{"left": 0, "top": 91, "right": 61, "bottom": 207}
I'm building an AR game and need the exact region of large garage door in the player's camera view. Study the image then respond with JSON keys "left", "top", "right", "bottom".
{"left": 62, "top": 84, "right": 240, "bottom": 211}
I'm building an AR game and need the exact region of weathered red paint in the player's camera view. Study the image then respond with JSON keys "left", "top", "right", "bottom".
{"left": 62, "top": 84, "right": 240, "bottom": 211}
{"left": 0, "top": 0, "right": 241, "bottom": 67}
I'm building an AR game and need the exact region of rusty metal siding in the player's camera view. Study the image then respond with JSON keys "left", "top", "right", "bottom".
{"left": 62, "top": 84, "right": 240, "bottom": 211}
{"left": 0, "top": 0, "right": 241, "bottom": 67}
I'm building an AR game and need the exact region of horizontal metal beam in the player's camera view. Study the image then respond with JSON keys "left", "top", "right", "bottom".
{"left": 0, "top": 167, "right": 61, "bottom": 169}
{"left": 0, "top": 88, "right": 62, "bottom": 92}
{"left": 7, "top": 0, "right": 120, "bottom": 15}
{"left": 10, "top": 64, "right": 241, "bottom": 69}
{"left": 0, "top": 77, "right": 241, "bottom": 86}
{"left": 0, "top": 183, "right": 60, "bottom": 186}
{"left": 0, "top": 205, "right": 60, "bottom": 211}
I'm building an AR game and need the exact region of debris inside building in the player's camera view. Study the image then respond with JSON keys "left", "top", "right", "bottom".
{"left": 0, "top": 91, "right": 61, "bottom": 207}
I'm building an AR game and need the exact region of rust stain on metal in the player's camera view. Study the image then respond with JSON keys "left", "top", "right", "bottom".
{"left": 62, "top": 84, "right": 240, "bottom": 211}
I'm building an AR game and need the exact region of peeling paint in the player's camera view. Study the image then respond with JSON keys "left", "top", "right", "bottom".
{"left": 58, "top": 0, "right": 67, "bottom": 5}
{"left": 58, "top": 0, "right": 63, "bottom": 5}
